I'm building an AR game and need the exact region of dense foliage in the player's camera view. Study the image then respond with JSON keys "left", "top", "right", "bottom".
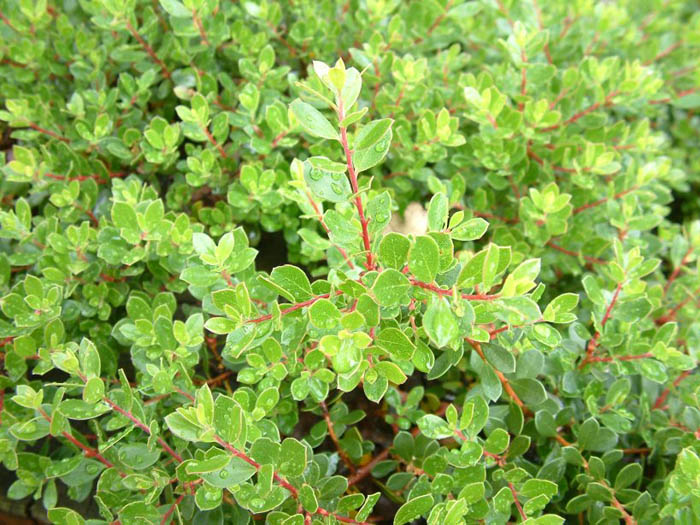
{"left": 1, "top": 0, "right": 700, "bottom": 523}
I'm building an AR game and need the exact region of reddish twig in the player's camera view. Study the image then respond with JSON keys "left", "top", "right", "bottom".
{"left": 320, "top": 401, "right": 355, "bottom": 473}
{"left": 643, "top": 41, "right": 682, "bottom": 66}
{"left": 508, "top": 481, "right": 527, "bottom": 521}
{"left": 409, "top": 278, "right": 500, "bottom": 301}
{"left": 27, "top": 122, "right": 70, "bottom": 143}
{"left": 546, "top": 241, "right": 607, "bottom": 265}
{"left": 192, "top": 10, "right": 209, "bottom": 45}
{"left": 664, "top": 247, "right": 693, "bottom": 295}
{"left": 44, "top": 171, "right": 126, "bottom": 184}
{"left": 654, "top": 370, "right": 692, "bottom": 410}
{"left": 304, "top": 191, "right": 355, "bottom": 269}
{"left": 338, "top": 99, "right": 374, "bottom": 270}
{"left": 579, "top": 282, "right": 623, "bottom": 368}
{"left": 539, "top": 91, "right": 621, "bottom": 132}
{"left": 573, "top": 186, "right": 638, "bottom": 214}
{"left": 247, "top": 291, "right": 342, "bottom": 324}
{"left": 103, "top": 398, "right": 183, "bottom": 463}
{"left": 467, "top": 339, "right": 530, "bottom": 415}
{"left": 160, "top": 493, "right": 186, "bottom": 525}
{"left": 125, "top": 20, "right": 171, "bottom": 79}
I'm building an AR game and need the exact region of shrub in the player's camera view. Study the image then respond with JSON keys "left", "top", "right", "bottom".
{"left": 1, "top": 0, "right": 699, "bottom": 524}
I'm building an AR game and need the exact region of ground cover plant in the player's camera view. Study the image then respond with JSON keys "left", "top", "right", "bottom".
{"left": 1, "top": 0, "right": 700, "bottom": 523}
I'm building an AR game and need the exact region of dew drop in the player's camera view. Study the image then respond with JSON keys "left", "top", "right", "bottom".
{"left": 87, "top": 464, "right": 99, "bottom": 474}
{"left": 309, "top": 168, "right": 323, "bottom": 181}
{"left": 251, "top": 497, "right": 265, "bottom": 509}
{"left": 330, "top": 172, "right": 343, "bottom": 181}
{"left": 375, "top": 140, "right": 387, "bottom": 152}
{"left": 331, "top": 183, "right": 343, "bottom": 195}
{"left": 219, "top": 470, "right": 229, "bottom": 479}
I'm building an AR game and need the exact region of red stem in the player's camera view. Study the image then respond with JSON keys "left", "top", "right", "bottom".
{"left": 539, "top": 91, "right": 620, "bottom": 132}
{"left": 508, "top": 481, "right": 527, "bottom": 521}
{"left": 37, "top": 407, "right": 121, "bottom": 474}
{"left": 586, "top": 352, "right": 654, "bottom": 363}
{"left": 573, "top": 186, "right": 638, "bottom": 214}
{"left": 103, "top": 398, "right": 183, "bottom": 463}
{"left": 125, "top": 20, "right": 171, "bottom": 79}
{"left": 409, "top": 278, "right": 500, "bottom": 301}
{"left": 44, "top": 172, "right": 126, "bottom": 184}
{"left": 664, "top": 247, "right": 692, "bottom": 295}
{"left": 192, "top": 10, "right": 209, "bottom": 45}
{"left": 579, "top": 281, "right": 623, "bottom": 368}
{"left": 643, "top": 41, "right": 682, "bottom": 65}
{"left": 654, "top": 370, "right": 692, "bottom": 410}
{"left": 247, "top": 291, "right": 342, "bottom": 324}
{"left": 546, "top": 241, "right": 607, "bottom": 265}
{"left": 160, "top": 493, "right": 185, "bottom": 525}
{"left": 202, "top": 124, "right": 228, "bottom": 158}
{"left": 27, "top": 122, "right": 70, "bottom": 143}
{"left": 337, "top": 100, "right": 374, "bottom": 270}
{"left": 305, "top": 191, "right": 355, "bottom": 269}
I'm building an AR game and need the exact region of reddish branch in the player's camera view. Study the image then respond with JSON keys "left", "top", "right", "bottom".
{"left": 320, "top": 401, "right": 355, "bottom": 473}
{"left": 573, "top": 186, "right": 638, "bottom": 214}
{"left": 650, "top": 87, "right": 699, "bottom": 105}
{"left": 103, "top": 398, "right": 183, "bottom": 463}
{"left": 579, "top": 282, "right": 623, "bottom": 368}
{"left": 304, "top": 191, "right": 355, "bottom": 269}
{"left": 643, "top": 41, "right": 683, "bottom": 66}
{"left": 409, "top": 278, "right": 500, "bottom": 301}
{"left": 663, "top": 247, "right": 693, "bottom": 295}
{"left": 585, "top": 352, "right": 654, "bottom": 363}
{"left": 657, "top": 286, "right": 700, "bottom": 324}
{"left": 27, "top": 122, "right": 70, "bottom": 142}
{"left": 160, "top": 493, "right": 185, "bottom": 525}
{"left": 338, "top": 100, "right": 374, "bottom": 270}
{"left": 528, "top": 146, "right": 584, "bottom": 173}
{"left": 202, "top": 125, "right": 228, "bottom": 158}
{"left": 192, "top": 10, "right": 209, "bottom": 45}
{"left": 415, "top": 0, "right": 453, "bottom": 43}
{"left": 539, "top": 91, "right": 621, "bottom": 132}
{"left": 214, "top": 435, "right": 369, "bottom": 524}
{"left": 508, "top": 481, "right": 527, "bottom": 521}
{"left": 247, "top": 291, "right": 342, "bottom": 324}
{"left": 348, "top": 403, "right": 448, "bottom": 487}
{"left": 125, "top": 20, "right": 171, "bottom": 79}
{"left": 532, "top": 0, "right": 552, "bottom": 64}
{"left": 0, "top": 9, "right": 18, "bottom": 32}
{"left": 467, "top": 339, "right": 530, "bottom": 415}
{"left": 44, "top": 171, "right": 126, "bottom": 184}
{"left": 37, "top": 407, "right": 122, "bottom": 475}
{"left": 654, "top": 370, "right": 692, "bottom": 410}
{"left": 546, "top": 241, "right": 607, "bottom": 265}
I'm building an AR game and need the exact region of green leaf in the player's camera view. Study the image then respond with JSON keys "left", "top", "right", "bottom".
{"left": 451, "top": 217, "right": 489, "bottom": 241}
{"left": 304, "top": 158, "right": 351, "bottom": 203}
{"left": 379, "top": 233, "right": 410, "bottom": 269}
{"left": 375, "top": 328, "right": 415, "bottom": 361}
{"left": 354, "top": 126, "right": 392, "bottom": 173}
{"left": 269, "top": 265, "right": 313, "bottom": 302}
{"left": 290, "top": 99, "right": 339, "bottom": 140}
{"left": 427, "top": 193, "right": 448, "bottom": 231}
{"left": 372, "top": 269, "right": 410, "bottom": 306}
{"left": 394, "top": 494, "right": 434, "bottom": 525}
{"left": 309, "top": 298, "right": 341, "bottom": 329}
{"left": 423, "top": 298, "right": 458, "bottom": 348}
{"left": 280, "top": 438, "right": 307, "bottom": 477}
{"left": 409, "top": 236, "right": 440, "bottom": 283}
{"left": 355, "top": 119, "right": 393, "bottom": 150}
{"left": 484, "top": 428, "right": 510, "bottom": 454}
{"left": 614, "top": 463, "right": 642, "bottom": 490}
